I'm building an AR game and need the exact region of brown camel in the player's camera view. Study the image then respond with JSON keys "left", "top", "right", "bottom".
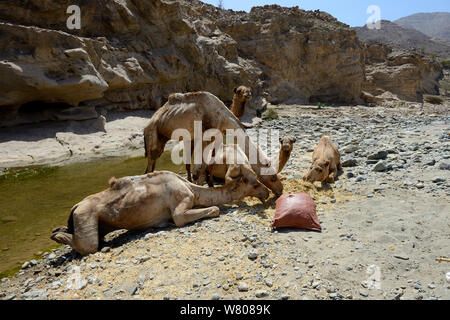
{"left": 303, "top": 134, "right": 342, "bottom": 183}
{"left": 143, "top": 91, "right": 283, "bottom": 195}
{"left": 271, "top": 136, "right": 297, "bottom": 173}
{"left": 192, "top": 143, "right": 257, "bottom": 187}
{"left": 230, "top": 86, "right": 252, "bottom": 118}
{"left": 51, "top": 171, "right": 269, "bottom": 255}
{"left": 193, "top": 136, "right": 296, "bottom": 187}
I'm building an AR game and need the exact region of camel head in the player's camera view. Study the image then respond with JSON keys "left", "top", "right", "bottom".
{"left": 303, "top": 159, "right": 330, "bottom": 183}
{"left": 233, "top": 86, "right": 252, "bottom": 102}
{"left": 230, "top": 174, "right": 270, "bottom": 203}
{"left": 279, "top": 136, "right": 296, "bottom": 153}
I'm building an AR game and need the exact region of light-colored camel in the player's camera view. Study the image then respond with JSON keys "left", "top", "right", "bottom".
{"left": 192, "top": 143, "right": 257, "bottom": 187}
{"left": 143, "top": 91, "right": 283, "bottom": 195}
{"left": 303, "top": 134, "right": 342, "bottom": 183}
{"left": 271, "top": 136, "right": 297, "bottom": 173}
{"left": 230, "top": 86, "right": 252, "bottom": 119}
{"left": 193, "top": 136, "right": 296, "bottom": 187}
{"left": 51, "top": 171, "right": 269, "bottom": 255}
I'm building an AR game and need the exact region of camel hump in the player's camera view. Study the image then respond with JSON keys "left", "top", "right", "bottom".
{"left": 168, "top": 91, "right": 211, "bottom": 104}
{"left": 109, "top": 177, "right": 119, "bottom": 189}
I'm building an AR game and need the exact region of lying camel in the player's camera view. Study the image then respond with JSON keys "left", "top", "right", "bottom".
{"left": 143, "top": 91, "right": 283, "bottom": 195}
{"left": 271, "top": 136, "right": 297, "bottom": 173}
{"left": 51, "top": 171, "right": 269, "bottom": 255}
{"left": 192, "top": 143, "right": 257, "bottom": 187}
{"left": 230, "top": 86, "right": 252, "bottom": 119}
{"left": 193, "top": 136, "right": 296, "bottom": 187}
{"left": 303, "top": 134, "right": 342, "bottom": 183}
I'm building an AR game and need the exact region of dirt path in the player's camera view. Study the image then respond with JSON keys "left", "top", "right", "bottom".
{"left": 0, "top": 102, "right": 449, "bottom": 300}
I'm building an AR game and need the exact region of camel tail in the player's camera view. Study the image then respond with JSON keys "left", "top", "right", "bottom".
{"left": 144, "top": 133, "right": 148, "bottom": 158}
{"left": 67, "top": 204, "right": 77, "bottom": 234}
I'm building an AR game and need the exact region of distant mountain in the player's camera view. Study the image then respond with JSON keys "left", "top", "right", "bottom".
{"left": 395, "top": 12, "right": 450, "bottom": 41}
{"left": 353, "top": 20, "right": 450, "bottom": 59}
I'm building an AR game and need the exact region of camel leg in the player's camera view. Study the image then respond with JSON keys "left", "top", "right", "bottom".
{"left": 52, "top": 226, "right": 69, "bottom": 234}
{"left": 51, "top": 231, "right": 74, "bottom": 247}
{"left": 186, "top": 164, "right": 192, "bottom": 182}
{"left": 225, "top": 165, "right": 241, "bottom": 185}
{"left": 207, "top": 170, "right": 214, "bottom": 187}
{"left": 70, "top": 209, "right": 99, "bottom": 255}
{"left": 171, "top": 198, "right": 220, "bottom": 227}
{"left": 327, "top": 166, "right": 338, "bottom": 183}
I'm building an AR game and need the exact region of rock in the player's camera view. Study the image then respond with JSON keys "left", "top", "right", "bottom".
{"left": 130, "top": 286, "right": 138, "bottom": 296}
{"left": 373, "top": 161, "right": 390, "bottom": 172}
{"left": 368, "top": 150, "right": 389, "bottom": 160}
{"left": 359, "top": 40, "right": 442, "bottom": 102}
{"left": 359, "top": 289, "right": 369, "bottom": 297}
{"left": 101, "top": 247, "right": 111, "bottom": 253}
{"left": 342, "top": 158, "right": 358, "bottom": 167}
{"left": 394, "top": 254, "right": 410, "bottom": 261}
{"left": 0, "top": 0, "right": 367, "bottom": 128}
{"left": 238, "top": 282, "right": 249, "bottom": 292}
{"left": 255, "top": 290, "right": 269, "bottom": 298}
{"left": 211, "top": 293, "right": 221, "bottom": 300}
{"left": 439, "top": 162, "right": 450, "bottom": 170}
{"left": 248, "top": 251, "right": 258, "bottom": 260}
{"left": 48, "top": 253, "right": 56, "bottom": 260}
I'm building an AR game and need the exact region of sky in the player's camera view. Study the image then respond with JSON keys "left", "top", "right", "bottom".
{"left": 202, "top": 0, "right": 450, "bottom": 27}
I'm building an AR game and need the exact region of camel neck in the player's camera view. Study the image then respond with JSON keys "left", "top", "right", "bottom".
{"left": 230, "top": 98, "right": 246, "bottom": 118}
{"left": 272, "top": 149, "right": 291, "bottom": 173}
{"left": 189, "top": 183, "right": 236, "bottom": 207}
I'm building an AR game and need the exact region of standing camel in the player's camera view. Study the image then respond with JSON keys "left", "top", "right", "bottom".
{"left": 143, "top": 91, "right": 283, "bottom": 195}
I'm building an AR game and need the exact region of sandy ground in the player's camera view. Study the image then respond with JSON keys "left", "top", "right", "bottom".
{"left": 0, "top": 102, "right": 449, "bottom": 300}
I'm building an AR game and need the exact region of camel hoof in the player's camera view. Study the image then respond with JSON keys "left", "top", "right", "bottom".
{"left": 52, "top": 226, "right": 69, "bottom": 234}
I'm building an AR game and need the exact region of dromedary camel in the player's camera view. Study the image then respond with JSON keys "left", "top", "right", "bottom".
{"left": 230, "top": 86, "right": 252, "bottom": 119}
{"left": 193, "top": 136, "right": 296, "bottom": 187}
{"left": 303, "top": 134, "right": 342, "bottom": 183}
{"left": 271, "top": 136, "right": 297, "bottom": 173}
{"left": 51, "top": 171, "right": 269, "bottom": 255}
{"left": 143, "top": 91, "right": 283, "bottom": 195}
{"left": 192, "top": 143, "right": 257, "bottom": 187}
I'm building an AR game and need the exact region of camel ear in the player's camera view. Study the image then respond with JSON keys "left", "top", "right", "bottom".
{"left": 292, "top": 137, "right": 297, "bottom": 143}
{"left": 233, "top": 87, "right": 237, "bottom": 93}
{"left": 279, "top": 137, "right": 283, "bottom": 143}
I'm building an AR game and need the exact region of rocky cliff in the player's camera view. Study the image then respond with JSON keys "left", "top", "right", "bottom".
{"left": 362, "top": 44, "right": 443, "bottom": 103}
{"left": 0, "top": 0, "right": 366, "bottom": 126}
{"left": 0, "top": 0, "right": 444, "bottom": 127}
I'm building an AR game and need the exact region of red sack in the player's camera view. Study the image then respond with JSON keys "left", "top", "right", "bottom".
{"left": 272, "top": 193, "right": 322, "bottom": 232}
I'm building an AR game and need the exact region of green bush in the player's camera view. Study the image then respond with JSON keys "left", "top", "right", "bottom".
{"left": 262, "top": 108, "right": 279, "bottom": 121}
{"left": 441, "top": 60, "right": 450, "bottom": 68}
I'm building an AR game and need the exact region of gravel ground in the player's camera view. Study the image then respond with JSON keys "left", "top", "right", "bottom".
{"left": 0, "top": 102, "right": 449, "bottom": 300}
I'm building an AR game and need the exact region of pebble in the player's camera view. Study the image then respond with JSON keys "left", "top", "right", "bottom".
{"left": 394, "top": 254, "right": 409, "bottom": 261}
{"left": 238, "top": 282, "right": 249, "bottom": 292}
{"left": 211, "top": 293, "right": 221, "bottom": 300}
{"left": 359, "top": 289, "right": 369, "bottom": 297}
{"left": 255, "top": 290, "right": 269, "bottom": 298}
{"left": 248, "top": 251, "right": 258, "bottom": 260}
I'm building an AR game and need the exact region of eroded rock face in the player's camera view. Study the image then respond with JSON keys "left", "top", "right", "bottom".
{"left": 362, "top": 44, "right": 443, "bottom": 102}
{"left": 0, "top": 1, "right": 442, "bottom": 126}
{"left": 0, "top": 0, "right": 368, "bottom": 126}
